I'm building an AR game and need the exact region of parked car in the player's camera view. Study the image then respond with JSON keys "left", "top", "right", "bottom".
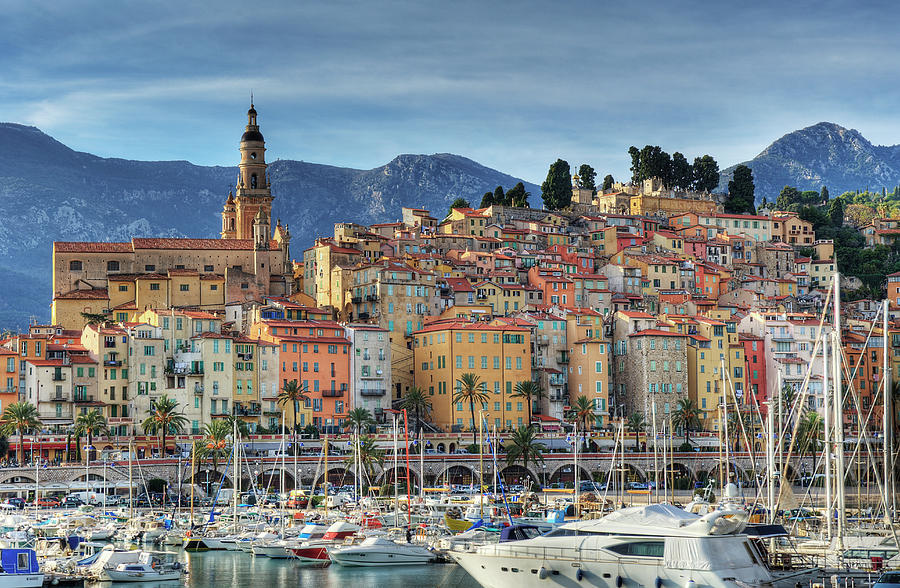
{"left": 627, "top": 481, "right": 649, "bottom": 491}
{"left": 36, "top": 497, "right": 61, "bottom": 508}
{"left": 62, "top": 496, "right": 84, "bottom": 508}
{"left": 3, "top": 497, "right": 25, "bottom": 509}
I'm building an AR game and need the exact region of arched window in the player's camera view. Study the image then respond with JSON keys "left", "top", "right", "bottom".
{"left": 230, "top": 218, "right": 235, "bottom": 231}
{"left": 69, "top": 260, "right": 83, "bottom": 271}
{"left": 107, "top": 261, "right": 120, "bottom": 272}
{"left": 250, "top": 174, "right": 258, "bottom": 189}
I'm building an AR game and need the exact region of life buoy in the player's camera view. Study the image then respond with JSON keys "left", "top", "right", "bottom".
{"left": 184, "top": 530, "right": 192, "bottom": 537}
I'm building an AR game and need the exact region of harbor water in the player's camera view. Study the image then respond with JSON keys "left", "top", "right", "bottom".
{"left": 92, "top": 548, "right": 480, "bottom": 588}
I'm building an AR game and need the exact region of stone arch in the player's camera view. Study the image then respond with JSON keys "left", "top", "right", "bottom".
{"left": 312, "top": 466, "right": 356, "bottom": 488}
{"left": 0, "top": 475, "right": 35, "bottom": 485}
{"left": 434, "top": 464, "right": 476, "bottom": 486}
{"left": 192, "top": 470, "right": 232, "bottom": 493}
{"left": 376, "top": 466, "right": 420, "bottom": 489}
{"left": 661, "top": 462, "right": 695, "bottom": 490}
{"left": 499, "top": 465, "right": 537, "bottom": 486}
{"left": 548, "top": 464, "right": 591, "bottom": 486}
{"left": 704, "top": 462, "right": 749, "bottom": 485}
{"left": 255, "top": 469, "right": 296, "bottom": 491}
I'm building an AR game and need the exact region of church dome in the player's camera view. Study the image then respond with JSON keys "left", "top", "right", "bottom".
{"left": 241, "top": 129, "right": 264, "bottom": 142}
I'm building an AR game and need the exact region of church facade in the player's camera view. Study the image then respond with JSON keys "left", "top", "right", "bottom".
{"left": 51, "top": 104, "right": 293, "bottom": 330}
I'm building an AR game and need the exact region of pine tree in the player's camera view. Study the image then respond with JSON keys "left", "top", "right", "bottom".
{"left": 505, "top": 182, "right": 530, "bottom": 208}
{"left": 601, "top": 174, "right": 614, "bottom": 191}
{"left": 479, "top": 191, "right": 494, "bottom": 208}
{"left": 821, "top": 185, "right": 830, "bottom": 202}
{"left": 578, "top": 164, "right": 597, "bottom": 193}
{"left": 541, "top": 159, "right": 572, "bottom": 210}
{"left": 493, "top": 185, "right": 505, "bottom": 206}
{"left": 725, "top": 164, "right": 755, "bottom": 214}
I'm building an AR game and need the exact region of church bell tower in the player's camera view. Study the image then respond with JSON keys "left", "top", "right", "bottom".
{"left": 221, "top": 101, "right": 274, "bottom": 240}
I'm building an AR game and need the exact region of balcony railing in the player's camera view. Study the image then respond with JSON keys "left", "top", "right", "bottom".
{"left": 366, "top": 294, "right": 379, "bottom": 302}
{"left": 351, "top": 296, "right": 362, "bottom": 304}
{"left": 74, "top": 394, "right": 95, "bottom": 403}
{"left": 322, "top": 389, "right": 344, "bottom": 398}
{"left": 104, "top": 360, "right": 122, "bottom": 367}
{"left": 238, "top": 352, "right": 254, "bottom": 361}
{"left": 361, "top": 389, "right": 386, "bottom": 397}
{"left": 51, "top": 394, "right": 69, "bottom": 402}
{"left": 233, "top": 406, "right": 261, "bottom": 416}
{"left": 51, "top": 373, "right": 66, "bottom": 381}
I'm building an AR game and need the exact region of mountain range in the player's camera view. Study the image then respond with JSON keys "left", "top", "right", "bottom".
{"left": 718, "top": 122, "right": 900, "bottom": 199}
{"left": 3, "top": 120, "right": 900, "bottom": 330}
{"left": 0, "top": 122, "right": 539, "bottom": 330}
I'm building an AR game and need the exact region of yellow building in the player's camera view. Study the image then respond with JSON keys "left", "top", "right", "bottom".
{"left": 412, "top": 318, "right": 531, "bottom": 432}
{"left": 474, "top": 279, "right": 527, "bottom": 315}
{"left": 564, "top": 309, "right": 610, "bottom": 427}
{"left": 629, "top": 193, "right": 719, "bottom": 216}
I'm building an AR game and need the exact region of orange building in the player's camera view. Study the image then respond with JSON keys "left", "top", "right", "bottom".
{"left": 251, "top": 319, "right": 351, "bottom": 432}
{"left": 0, "top": 348, "right": 18, "bottom": 412}
{"left": 527, "top": 266, "right": 574, "bottom": 307}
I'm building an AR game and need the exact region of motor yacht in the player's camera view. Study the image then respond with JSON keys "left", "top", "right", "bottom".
{"left": 103, "top": 551, "right": 185, "bottom": 582}
{"left": 328, "top": 536, "right": 436, "bottom": 567}
{"left": 287, "top": 521, "right": 360, "bottom": 565}
{"left": 450, "top": 502, "right": 817, "bottom": 588}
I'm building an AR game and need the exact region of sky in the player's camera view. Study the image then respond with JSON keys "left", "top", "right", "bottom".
{"left": 3, "top": 0, "right": 900, "bottom": 184}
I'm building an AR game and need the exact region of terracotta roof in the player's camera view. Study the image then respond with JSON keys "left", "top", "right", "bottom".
{"left": 54, "top": 289, "right": 109, "bottom": 300}
{"left": 132, "top": 238, "right": 255, "bottom": 250}
{"left": 628, "top": 329, "right": 686, "bottom": 337}
{"left": 54, "top": 242, "right": 131, "bottom": 253}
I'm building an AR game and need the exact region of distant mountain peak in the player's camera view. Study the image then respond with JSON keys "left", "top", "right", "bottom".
{"left": 721, "top": 122, "right": 900, "bottom": 199}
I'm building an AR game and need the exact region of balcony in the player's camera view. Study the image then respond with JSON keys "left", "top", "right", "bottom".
{"left": 322, "top": 389, "right": 344, "bottom": 398}
{"left": 51, "top": 373, "right": 66, "bottom": 382}
{"left": 557, "top": 353, "right": 569, "bottom": 364}
{"left": 233, "top": 404, "right": 261, "bottom": 417}
{"left": 358, "top": 312, "right": 370, "bottom": 320}
{"left": 74, "top": 394, "right": 95, "bottom": 403}
{"left": 549, "top": 391, "right": 567, "bottom": 402}
{"left": 361, "top": 371, "right": 383, "bottom": 380}
{"left": 351, "top": 296, "right": 362, "bottom": 304}
{"left": 210, "top": 409, "right": 230, "bottom": 417}
{"left": 366, "top": 294, "right": 379, "bottom": 302}
{"left": 263, "top": 409, "right": 281, "bottom": 416}
{"left": 361, "top": 389, "right": 386, "bottom": 397}
{"left": 104, "top": 360, "right": 122, "bottom": 367}
{"left": 194, "top": 384, "right": 204, "bottom": 394}
{"left": 238, "top": 352, "right": 254, "bottom": 361}
{"left": 51, "top": 394, "right": 69, "bottom": 402}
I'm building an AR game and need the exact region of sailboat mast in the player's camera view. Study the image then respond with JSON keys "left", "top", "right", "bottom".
{"left": 822, "top": 328, "right": 832, "bottom": 540}
{"left": 721, "top": 357, "right": 730, "bottom": 487}
{"left": 884, "top": 299, "right": 893, "bottom": 522}
{"left": 766, "top": 396, "right": 775, "bottom": 524}
{"left": 651, "top": 401, "right": 658, "bottom": 503}
{"left": 832, "top": 273, "right": 846, "bottom": 546}
{"left": 233, "top": 418, "right": 239, "bottom": 524}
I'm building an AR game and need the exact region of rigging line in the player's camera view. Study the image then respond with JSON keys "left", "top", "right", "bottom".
{"left": 773, "top": 284, "right": 834, "bottom": 513}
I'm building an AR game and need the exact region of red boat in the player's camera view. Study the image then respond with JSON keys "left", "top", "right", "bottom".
{"left": 288, "top": 521, "right": 360, "bottom": 564}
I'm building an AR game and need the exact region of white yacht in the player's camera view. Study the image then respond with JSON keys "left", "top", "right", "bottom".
{"left": 450, "top": 503, "right": 817, "bottom": 588}
{"left": 328, "top": 536, "right": 436, "bottom": 566}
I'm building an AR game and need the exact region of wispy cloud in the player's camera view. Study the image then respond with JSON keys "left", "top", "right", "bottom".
{"left": 2, "top": 0, "right": 900, "bottom": 181}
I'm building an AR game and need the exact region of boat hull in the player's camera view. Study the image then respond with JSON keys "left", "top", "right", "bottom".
{"left": 329, "top": 547, "right": 434, "bottom": 567}
{"left": 0, "top": 574, "right": 43, "bottom": 588}
{"left": 288, "top": 545, "right": 331, "bottom": 565}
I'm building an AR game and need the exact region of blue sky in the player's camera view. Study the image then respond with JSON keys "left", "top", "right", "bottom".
{"left": 3, "top": 0, "right": 900, "bottom": 183}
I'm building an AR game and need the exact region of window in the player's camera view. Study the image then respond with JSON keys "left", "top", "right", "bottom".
{"left": 606, "top": 542, "right": 665, "bottom": 558}
{"left": 69, "top": 260, "right": 82, "bottom": 271}
{"left": 149, "top": 283, "right": 160, "bottom": 291}
{"left": 180, "top": 284, "right": 189, "bottom": 292}
{"left": 107, "top": 261, "right": 120, "bottom": 272}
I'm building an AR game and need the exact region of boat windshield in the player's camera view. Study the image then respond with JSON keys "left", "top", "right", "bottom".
{"left": 544, "top": 528, "right": 605, "bottom": 537}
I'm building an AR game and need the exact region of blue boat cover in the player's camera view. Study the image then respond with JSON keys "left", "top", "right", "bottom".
{"left": 0, "top": 548, "right": 40, "bottom": 574}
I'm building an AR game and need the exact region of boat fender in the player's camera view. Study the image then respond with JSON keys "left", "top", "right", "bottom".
{"left": 538, "top": 567, "right": 548, "bottom": 579}
{"left": 685, "top": 581, "right": 695, "bottom": 588}
{"left": 614, "top": 574, "right": 621, "bottom": 587}
{"left": 655, "top": 578, "right": 662, "bottom": 588}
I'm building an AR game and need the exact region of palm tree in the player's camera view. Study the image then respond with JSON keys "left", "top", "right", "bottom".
{"left": 671, "top": 397, "right": 701, "bottom": 446}
{"left": 277, "top": 380, "right": 309, "bottom": 435}
{"left": 795, "top": 411, "right": 823, "bottom": 457}
{"left": 224, "top": 415, "right": 251, "bottom": 437}
{"left": 568, "top": 395, "right": 595, "bottom": 433}
{"left": 625, "top": 412, "right": 646, "bottom": 451}
{"left": 505, "top": 426, "right": 545, "bottom": 484}
{"left": 140, "top": 395, "right": 187, "bottom": 457}
{"left": 453, "top": 373, "right": 489, "bottom": 445}
{"left": 346, "top": 407, "right": 375, "bottom": 433}
{"left": 511, "top": 380, "right": 545, "bottom": 429}
{"left": 196, "top": 420, "right": 231, "bottom": 474}
{"left": 400, "top": 386, "right": 432, "bottom": 435}
{"left": 74, "top": 409, "right": 108, "bottom": 463}
{"left": 0, "top": 402, "right": 40, "bottom": 464}
{"left": 345, "top": 435, "right": 385, "bottom": 480}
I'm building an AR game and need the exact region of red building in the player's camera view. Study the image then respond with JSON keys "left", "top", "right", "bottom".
{"left": 739, "top": 333, "right": 767, "bottom": 413}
